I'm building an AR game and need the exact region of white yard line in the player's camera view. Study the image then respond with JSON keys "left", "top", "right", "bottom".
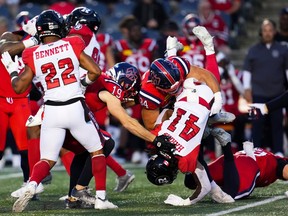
{"left": 207, "top": 195, "right": 287, "bottom": 216}
{"left": 0, "top": 166, "right": 65, "bottom": 180}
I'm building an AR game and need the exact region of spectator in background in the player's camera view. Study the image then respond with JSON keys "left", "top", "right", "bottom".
{"left": 155, "top": 20, "right": 180, "bottom": 58}
{"left": 0, "top": 16, "right": 8, "bottom": 35}
{"left": 274, "top": 7, "right": 288, "bottom": 151}
{"left": 49, "top": 0, "right": 77, "bottom": 15}
{"left": 242, "top": 18, "right": 288, "bottom": 157}
{"left": 216, "top": 52, "right": 248, "bottom": 151}
{"left": 275, "top": 7, "right": 288, "bottom": 48}
{"left": 132, "top": 0, "right": 168, "bottom": 30}
{"left": 208, "top": 0, "right": 242, "bottom": 31}
{"left": 114, "top": 15, "right": 158, "bottom": 163}
{"left": 198, "top": 0, "right": 231, "bottom": 55}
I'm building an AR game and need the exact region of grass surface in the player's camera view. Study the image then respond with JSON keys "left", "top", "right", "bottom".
{"left": 0, "top": 164, "right": 287, "bottom": 215}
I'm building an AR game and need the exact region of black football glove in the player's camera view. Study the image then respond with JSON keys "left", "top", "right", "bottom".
{"left": 152, "top": 135, "right": 176, "bottom": 154}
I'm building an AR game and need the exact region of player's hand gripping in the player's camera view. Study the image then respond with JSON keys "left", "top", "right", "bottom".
{"left": 165, "top": 36, "right": 184, "bottom": 57}
{"left": 22, "top": 16, "right": 38, "bottom": 36}
{"left": 210, "top": 92, "right": 223, "bottom": 116}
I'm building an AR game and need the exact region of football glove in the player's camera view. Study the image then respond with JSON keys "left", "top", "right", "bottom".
{"left": 210, "top": 92, "right": 223, "bottom": 116}
{"left": 248, "top": 103, "right": 268, "bottom": 115}
{"left": 22, "top": 16, "right": 38, "bottom": 36}
{"left": 1, "top": 51, "right": 19, "bottom": 75}
{"left": 152, "top": 135, "right": 176, "bottom": 154}
{"left": 165, "top": 36, "right": 183, "bottom": 57}
{"left": 164, "top": 194, "right": 191, "bottom": 206}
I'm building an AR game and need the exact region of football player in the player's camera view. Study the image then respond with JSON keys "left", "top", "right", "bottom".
{"left": 145, "top": 78, "right": 234, "bottom": 205}
{"left": 139, "top": 33, "right": 235, "bottom": 203}
{"left": 114, "top": 16, "right": 159, "bottom": 162}
{"left": 207, "top": 137, "right": 288, "bottom": 199}
{"left": 0, "top": 10, "right": 43, "bottom": 198}
{"left": 2, "top": 9, "right": 116, "bottom": 212}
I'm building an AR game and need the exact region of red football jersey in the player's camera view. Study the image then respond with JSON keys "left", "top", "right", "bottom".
{"left": 234, "top": 148, "right": 280, "bottom": 187}
{"left": 114, "top": 38, "right": 157, "bottom": 75}
{"left": 208, "top": 0, "right": 234, "bottom": 11}
{"left": 178, "top": 37, "right": 206, "bottom": 68}
{"left": 96, "top": 33, "right": 114, "bottom": 71}
{"left": 85, "top": 73, "right": 124, "bottom": 113}
{"left": 247, "top": 148, "right": 279, "bottom": 187}
{"left": 220, "top": 70, "right": 242, "bottom": 115}
{"left": 209, "top": 153, "right": 260, "bottom": 199}
{"left": 201, "top": 13, "right": 229, "bottom": 48}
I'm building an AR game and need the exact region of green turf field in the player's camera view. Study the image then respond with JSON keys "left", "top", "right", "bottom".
{"left": 0, "top": 164, "right": 287, "bottom": 215}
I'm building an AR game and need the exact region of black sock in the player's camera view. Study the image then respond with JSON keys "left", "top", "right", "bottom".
{"left": 19, "top": 150, "right": 29, "bottom": 182}
{"left": 69, "top": 151, "right": 89, "bottom": 196}
{"left": 222, "top": 143, "right": 240, "bottom": 198}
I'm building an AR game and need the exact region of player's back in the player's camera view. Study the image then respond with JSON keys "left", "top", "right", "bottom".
{"left": 22, "top": 36, "right": 85, "bottom": 102}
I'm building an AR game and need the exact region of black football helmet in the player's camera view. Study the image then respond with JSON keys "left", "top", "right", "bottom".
{"left": 66, "top": 7, "right": 101, "bottom": 33}
{"left": 146, "top": 154, "right": 178, "bottom": 186}
{"left": 36, "top": 10, "right": 67, "bottom": 41}
{"left": 150, "top": 58, "right": 182, "bottom": 95}
{"left": 106, "top": 62, "right": 141, "bottom": 100}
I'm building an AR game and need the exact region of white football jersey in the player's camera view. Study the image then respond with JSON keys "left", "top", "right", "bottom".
{"left": 32, "top": 39, "right": 83, "bottom": 102}
{"left": 158, "top": 78, "right": 214, "bottom": 157}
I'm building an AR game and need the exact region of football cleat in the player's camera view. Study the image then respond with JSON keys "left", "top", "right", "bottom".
{"left": 192, "top": 26, "right": 214, "bottom": 53}
{"left": 12, "top": 182, "right": 37, "bottom": 212}
{"left": 207, "top": 111, "right": 236, "bottom": 126}
{"left": 114, "top": 170, "right": 135, "bottom": 192}
{"left": 11, "top": 182, "right": 44, "bottom": 198}
{"left": 94, "top": 197, "right": 118, "bottom": 209}
{"left": 41, "top": 173, "right": 52, "bottom": 185}
{"left": 65, "top": 196, "right": 82, "bottom": 209}
{"left": 71, "top": 186, "right": 95, "bottom": 205}
{"left": 65, "top": 196, "right": 93, "bottom": 209}
{"left": 210, "top": 127, "right": 231, "bottom": 146}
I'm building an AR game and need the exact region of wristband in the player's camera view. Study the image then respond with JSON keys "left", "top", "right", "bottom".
{"left": 80, "top": 74, "right": 93, "bottom": 86}
{"left": 23, "top": 37, "right": 38, "bottom": 48}
{"left": 10, "top": 71, "right": 18, "bottom": 82}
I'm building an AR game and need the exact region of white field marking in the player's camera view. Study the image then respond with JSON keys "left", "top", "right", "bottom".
{"left": 0, "top": 166, "right": 65, "bottom": 180}
{"left": 206, "top": 195, "right": 287, "bottom": 216}
{"left": 0, "top": 172, "right": 22, "bottom": 180}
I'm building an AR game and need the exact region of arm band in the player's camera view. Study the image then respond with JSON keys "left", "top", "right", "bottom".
{"left": 10, "top": 71, "right": 18, "bottom": 82}
{"left": 80, "top": 74, "right": 94, "bottom": 86}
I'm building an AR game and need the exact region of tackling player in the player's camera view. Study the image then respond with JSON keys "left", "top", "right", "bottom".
{"left": 139, "top": 33, "right": 235, "bottom": 203}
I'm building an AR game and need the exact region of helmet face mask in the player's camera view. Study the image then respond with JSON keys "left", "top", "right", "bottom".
{"left": 146, "top": 154, "right": 178, "bottom": 186}
{"left": 106, "top": 62, "right": 141, "bottom": 100}
{"left": 36, "top": 10, "right": 67, "bottom": 41}
{"left": 66, "top": 7, "right": 101, "bottom": 33}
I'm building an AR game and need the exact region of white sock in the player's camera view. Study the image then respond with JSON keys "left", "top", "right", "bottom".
{"left": 96, "top": 190, "right": 106, "bottom": 200}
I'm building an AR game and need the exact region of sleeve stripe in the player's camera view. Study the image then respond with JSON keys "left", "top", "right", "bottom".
{"left": 139, "top": 90, "right": 161, "bottom": 105}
